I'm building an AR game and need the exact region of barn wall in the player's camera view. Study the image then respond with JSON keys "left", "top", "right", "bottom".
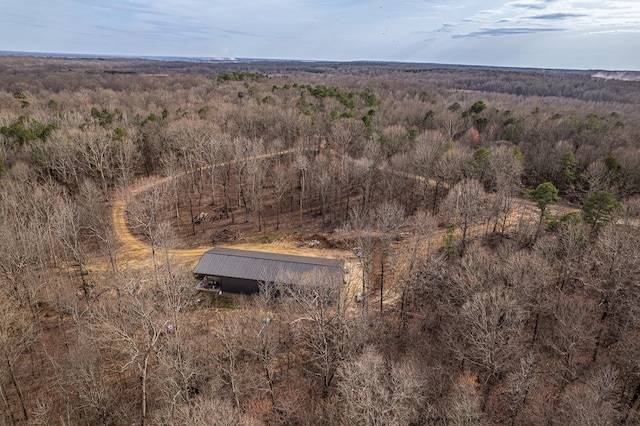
{"left": 221, "top": 277, "right": 260, "bottom": 294}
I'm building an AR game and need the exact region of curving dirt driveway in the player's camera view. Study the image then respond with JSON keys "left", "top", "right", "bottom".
{"left": 109, "top": 149, "right": 349, "bottom": 273}
{"left": 107, "top": 151, "right": 578, "bottom": 293}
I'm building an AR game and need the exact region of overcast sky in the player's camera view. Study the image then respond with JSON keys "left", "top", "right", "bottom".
{"left": 1, "top": 0, "right": 639, "bottom": 70}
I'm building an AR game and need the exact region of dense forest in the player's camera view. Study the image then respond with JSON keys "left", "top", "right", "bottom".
{"left": 1, "top": 56, "right": 640, "bottom": 425}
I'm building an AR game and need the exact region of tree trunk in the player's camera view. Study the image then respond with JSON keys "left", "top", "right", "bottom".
{"left": 0, "top": 381, "right": 14, "bottom": 425}
{"left": 461, "top": 218, "right": 469, "bottom": 253}
{"left": 188, "top": 196, "right": 195, "bottom": 236}
{"left": 263, "top": 355, "right": 275, "bottom": 409}
{"left": 622, "top": 381, "right": 640, "bottom": 424}
{"left": 531, "top": 312, "right": 540, "bottom": 348}
{"left": 210, "top": 167, "right": 217, "bottom": 207}
{"left": 380, "top": 246, "right": 385, "bottom": 316}
{"left": 344, "top": 187, "right": 350, "bottom": 223}
{"left": 592, "top": 301, "right": 609, "bottom": 362}
{"left": 299, "top": 171, "right": 305, "bottom": 228}
{"left": 534, "top": 211, "right": 545, "bottom": 242}
{"left": 150, "top": 238, "right": 159, "bottom": 287}
{"left": 5, "top": 357, "right": 27, "bottom": 422}
{"left": 141, "top": 352, "right": 150, "bottom": 426}
{"left": 432, "top": 181, "right": 441, "bottom": 214}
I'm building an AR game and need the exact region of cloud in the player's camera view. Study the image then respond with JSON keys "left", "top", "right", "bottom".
{"left": 510, "top": 0, "right": 560, "bottom": 8}
{"left": 445, "top": 0, "right": 640, "bottom": 42}
{"left": 584, "top": 29, "right": 640, "bottom": 36}
{"left": 453, "top": 27, "right": 564, "bottom": 38}
{"left": 512, "top": 4, "right": 547, "bottom": 10}
{"left": 1, "top": 0, "right": 639, "bottom": 69}
{"left": 436, "top": 23, "right": 456, "bottom": 33}
{"left": 531, "top": 12, "right": 587, "bottom": 20}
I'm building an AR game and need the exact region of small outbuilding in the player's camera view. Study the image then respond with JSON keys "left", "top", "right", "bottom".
{"left": 193, "top": 247, "right": 345, "bottom": 294}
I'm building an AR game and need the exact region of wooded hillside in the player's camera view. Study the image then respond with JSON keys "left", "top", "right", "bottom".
{"left": 1, "top": 56, "right": 640, "bottom": 425}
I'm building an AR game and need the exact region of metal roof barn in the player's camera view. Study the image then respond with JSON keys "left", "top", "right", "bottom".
{"left": 193, "top": 247, "right": 345, "bottom": 294}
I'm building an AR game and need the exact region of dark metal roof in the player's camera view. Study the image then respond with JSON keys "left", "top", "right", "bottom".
{"left": 192, "top": 247, "right": 345, "bottom": 286}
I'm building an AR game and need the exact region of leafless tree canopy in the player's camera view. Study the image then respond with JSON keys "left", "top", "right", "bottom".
{"left": 1, "top": 56, "right": 640, "bottom": 424}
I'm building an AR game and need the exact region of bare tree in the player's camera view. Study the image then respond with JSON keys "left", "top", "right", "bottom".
{"left": 437, "top": 107, "right": 469, "bottom": 141}
{"left": 432, "top": 146, "right": 470, "bottom": 213}
{"left": 210, "top": 311, "right": 248, "bottom": 410}
{"left": 244, "top": 285, "right": 281, "bottom": 410}
{"left": 160, "top": 150, "right": 183, "bottom": 225}
{"left": 0, "top": 292, "right": 37, "bottom": 423}
{"left": 411, "top": 130, "right": 449, "bottom": 209}
{"left": 0, "top": 175, "right": 53, "bottom": 316}
{"left": 152, "top": 303, "right": 209, "bottom": 424}
{"left": 311, "top": 154, "right": 334, "bottom": 229}
{"left": 114, "top": 127, "right": 140, "bottom": 190}
{"left": 194, "top": 125, "right": 224, "bottom": 207}
{"left": 374, "top": 200, "right": 405, "bottom": 315}
{"left": 215, "top": 143, "right": 236, "bottom": 223}
{"left": 441, "top": 178, "right": 488, "bottom": 253}
{"left": 53, "top": 194, "right": 91, "bottom": 301}
{"left": 346, "top": 205, "right": 377, "bottom": 317}
{"left": 232, "top": 137, "right": 249, "bottom": 221}
{"left": 58, "top": 335, "right": 130, "bottom": 425}
{"left": 244, "top": 138, "right": 266, "bottom": 230}
{"left": 43, "top": 130, "right": 83, "bottom": 190}
{"left": 444, "top": 371, "right": 487, "bottom": 426}
{"left": 502, "top": 248, "right": 553, "bottom": 347}
{"left": 337, "top": 347, "right": 426, "bottom": 425}
{"left": 73, "top": 127, "right": 117, "bottom": 197}
{"left": 546, "top": 295, "right": 597, "bottom": 384}
{"left": 0, "top": 218, "right": 44, "bottom": 316}
{"left": 583, "top": 227, "right": 640, "bottom": 362}
{"left": 90, "top": 282, "right": 167, "bottom": 426}
{"left": 557, "top": 365, "right": 621, "bottom": 425}
{"left": 127, "top": 187, "right": 163, "bottom": 286}
{"left": 453, "top": 287, "right": 525, "bottom": 378}
{"left": 486, "top": 144, "right": 524, "bottom": 236}
{"left": 502, "top": 353, "right": 537, "bottom": 425}
{"left": 173, "top": 393, "right": 258, "bottom": 426}
{"left": 77, "top": 179, "right": 120, "bottom": 274}
{"left": 272, "top": 162, "right": 291, "bottom": 230}
{"left": 279, "top": 270, "right": 351, "bottom": 399}
{"left": 329, "top": 118, "right": 366, "bottom": 219}
{"left": 295, "top": 152, "right": 309, "bottom": 227}
{"left": 583, "top": 160, "right": 616, "bottom": 197}
{"left": 400, "top": 210, "right": 437, "bottom": 324}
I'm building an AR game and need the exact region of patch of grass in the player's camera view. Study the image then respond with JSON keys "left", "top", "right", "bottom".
{"left": 256, "top": 232, "right": 279, "bottom": 244}
{"left": 202, "top": 291, "right": 235, "bottom": 309}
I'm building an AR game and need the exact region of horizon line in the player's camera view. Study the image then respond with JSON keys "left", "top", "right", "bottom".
{"left": 1, "top": 49, "right": 639, "bottom": 74}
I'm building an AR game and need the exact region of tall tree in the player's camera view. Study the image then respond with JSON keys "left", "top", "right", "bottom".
{"left": 375, "top": 201, "right": 405, "bottom": 315}
{"left": 486, "top": 145, "right": 523, "bottom": 236}
{"left": 127, "top": 187, "right": 163, "bottom": 286}
{"left": 279, "top": 270, "right": 351, "bottom": 400}
{"left": 582, "top": 190, "right": 622, "bottom": 233}
{"left": 441, "top": 178, "right": 487, "bottom": 253}
{"left": 527, "top": 182, "right": 559, "bottom": 241}
{"left": 90, "top": 281, "right": 167, "bottom": 426}
{"left": 295, "top": 152, "right": 309, "bottom": 227}
{"left": 0, "top": 293, "right": 36, "bottom": 423}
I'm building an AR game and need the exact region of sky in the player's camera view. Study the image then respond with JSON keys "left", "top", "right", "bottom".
{"left": 1, "top": 0, "right": 639, "bottom": 70}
